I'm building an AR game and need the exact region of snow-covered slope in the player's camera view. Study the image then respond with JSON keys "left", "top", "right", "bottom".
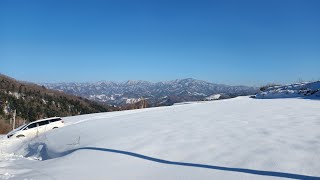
{"left": 256, "top": 81, "right": 320, "bottom": 99}
{"left": 0, "top": 97, "right": 320, "bottom": 179}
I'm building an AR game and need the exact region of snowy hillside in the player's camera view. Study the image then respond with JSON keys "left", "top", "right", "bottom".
{"left": 1, "top": 97, "right": 320, "bottom": 179}
{"left": 256, "top": 81, "right": 320, "bottom": 99}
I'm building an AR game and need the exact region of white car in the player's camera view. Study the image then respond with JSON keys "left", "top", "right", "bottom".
{"left": 7, "top": 117, "right": 64, "bottom": 139}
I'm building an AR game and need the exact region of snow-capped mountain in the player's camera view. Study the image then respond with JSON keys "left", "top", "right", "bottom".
{"left": 42, "top": 78, "right": 258, "bottom": 106}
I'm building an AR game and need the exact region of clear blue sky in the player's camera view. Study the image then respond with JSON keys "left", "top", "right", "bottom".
{"left": 1, "top": 0, "right": 319, "bottom": 86}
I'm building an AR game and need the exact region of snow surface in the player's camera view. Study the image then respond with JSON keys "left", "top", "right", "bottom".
{"left": 0, "top": 97, "right": 320, "bottom": 179}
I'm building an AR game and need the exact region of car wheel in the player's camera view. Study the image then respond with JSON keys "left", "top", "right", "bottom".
{"left": 53, "top": 127, "right": 58, "bottom": 129}
{"left": 16, "top": 135, "right": 25, "bottom": 138}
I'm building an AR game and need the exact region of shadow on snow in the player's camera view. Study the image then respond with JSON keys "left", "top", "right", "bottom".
{"left": 62, "top": 147, "right": 320, "bottom": 180}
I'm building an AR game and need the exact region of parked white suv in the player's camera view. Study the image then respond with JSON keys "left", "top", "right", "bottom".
{"left": 7, "top": 117, "right": 64, "bottom": 139}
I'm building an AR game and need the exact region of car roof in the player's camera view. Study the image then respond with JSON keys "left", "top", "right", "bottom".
{"left": 7, "top": 117, "right": 62, "bottom": 135}
{"left": 30, "top": 117, "right": 61, "bottom": 124}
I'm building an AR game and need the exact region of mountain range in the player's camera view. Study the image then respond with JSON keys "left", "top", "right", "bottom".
{"left": 42, "top": 78, "right": 258, "bottom": 106}
{"left": 0, "top": 74, "right": 118, "bottom": 133}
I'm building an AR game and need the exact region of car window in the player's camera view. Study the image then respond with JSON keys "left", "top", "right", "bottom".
{"left": 25, "top": 123, "right": 37, "bottom": 130}
{"left": 50, "top": 118, "right": 61, "bottom": 123}
{"left": 17, "top": 124, "right": 27, "bottom": 130}
{"left": 38, "top": 120, "right": 49, "bottom": 126}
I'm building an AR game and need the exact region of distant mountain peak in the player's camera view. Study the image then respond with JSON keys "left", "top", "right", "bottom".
{"left": 125, "top": 80, "right": 150, "bottom": 85}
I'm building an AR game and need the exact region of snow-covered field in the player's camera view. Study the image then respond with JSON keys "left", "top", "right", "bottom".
{"left": 1, "top": 97, "right": 320, "bottom": 179}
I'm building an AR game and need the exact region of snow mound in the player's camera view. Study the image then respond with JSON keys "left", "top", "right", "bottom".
{"left": 255, "top": 81, "right": 320, "bottom": 99}
{"left": 205, "top": 93, "right": 230, "bottom": 101}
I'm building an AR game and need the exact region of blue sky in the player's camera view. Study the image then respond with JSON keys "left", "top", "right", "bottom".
{"left": 0, "top": 0, "right": 319, "bottom": 86}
